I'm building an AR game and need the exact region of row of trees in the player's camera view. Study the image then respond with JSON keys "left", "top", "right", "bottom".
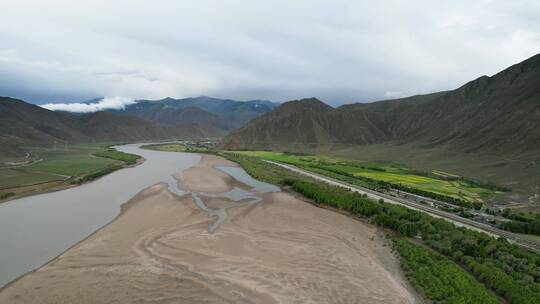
{"left": 393, "top": 238, "right": 499, "bottom": 304}
{"left": 71, "top": 164, "right": 123, "bottom": 185}
{"left": 72, "top": 148, "right": 142, "bottom": 184}
{"left": 222, "top": 153, "right": 540, "bottom": 304}
{"left": 499, "top": 209, "right": 540, "bottom": 236}
{"left": 93, "top": 148, "right": 141, "bottom": 165}
{"left": 0, "top": 192, "right": 14, "bottom": 199}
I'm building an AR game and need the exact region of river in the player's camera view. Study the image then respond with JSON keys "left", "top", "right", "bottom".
{"left": 0, "top": 144, "right": 201, "bottom": 288}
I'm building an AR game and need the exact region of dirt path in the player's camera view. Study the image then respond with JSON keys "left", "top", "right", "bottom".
{"left": 0, "top": 155, "right": 422, "bottom": 304}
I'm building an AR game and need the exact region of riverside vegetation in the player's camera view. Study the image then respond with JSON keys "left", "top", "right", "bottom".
{"left": 71, "top": 148, "right": 141, "bottom": 184}
{"left": 392, "top": 238, "right": 499, "bottom": 304}
{"left": 229, "top": 151, "right": 540, "bottom": 236}
{"left": 222, "top": 152, "right": 540, "bottom": 304}
{"left": 231, "top": 151, "right": 506, "bottom": 208}
{"left": 141, "top": 142, "right": 210, "bottom": 153}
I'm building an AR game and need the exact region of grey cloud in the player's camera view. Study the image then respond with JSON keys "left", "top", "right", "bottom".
{"left": 0, "top": 0, "right": 539, "bottom": 105}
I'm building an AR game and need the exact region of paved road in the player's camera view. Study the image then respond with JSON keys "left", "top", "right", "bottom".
{"left": 265, "top": 160, "right": 540, "bottom": 253}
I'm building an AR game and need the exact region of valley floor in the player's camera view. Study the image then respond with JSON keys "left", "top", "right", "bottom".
{"left": 0, "top": 155, "right": 421, "bottom": 304}
{"left": 325, "top": 143, "right": 540, "bottom": 211}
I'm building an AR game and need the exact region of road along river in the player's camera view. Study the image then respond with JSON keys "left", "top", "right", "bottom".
{"left": 0, "top": 144, "right": 200, "bottom": 287}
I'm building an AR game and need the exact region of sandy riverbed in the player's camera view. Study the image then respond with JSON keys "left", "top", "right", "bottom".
{"left": 0, "top": 155, "right": 422, "bottom": 303}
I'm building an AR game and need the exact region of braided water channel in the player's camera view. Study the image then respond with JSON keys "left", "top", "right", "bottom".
{"left": 187, "top": 166, "right": 280, "bottom": 232}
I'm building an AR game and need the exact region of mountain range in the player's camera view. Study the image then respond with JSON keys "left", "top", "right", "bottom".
{"left": 109, "top": 96, "right": 278, "bottom": 132}
{"left": 0, "top": 96, "right": 278, "bottom": 158}
{"left": 0, "top": 98, "right": 217, "bottom": 157}
{"left": 219, "top": 53, "right": 540, "bottom": 158}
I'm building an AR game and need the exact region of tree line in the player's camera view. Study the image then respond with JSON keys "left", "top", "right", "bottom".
{"left": 499, "top": 209, "right": 540, "bottom": 236}
{"left": 393, "top": 238, "right": 499, "bottom": 303}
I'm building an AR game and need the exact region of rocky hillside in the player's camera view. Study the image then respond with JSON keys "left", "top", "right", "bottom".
{"left": 220, "top": 53, "right": 540, "bottom": 157}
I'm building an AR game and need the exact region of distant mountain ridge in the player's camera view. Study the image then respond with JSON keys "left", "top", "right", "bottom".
{"left": 109, "top": 96, "right": 278, "bottom": 132}
{"left": 220, "top": 53, "right": 540, "bottom": 157}
{"left": 0, "top": 97, "right": 220, "bottom": 157}
{"left": 13, "top": 95, "right": 279, "bottom": 156}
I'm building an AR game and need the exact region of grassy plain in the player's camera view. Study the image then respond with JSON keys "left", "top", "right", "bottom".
{"left": 0, "top": 169, "right": 61, "bottom": 189}
{"left": 0, "top": 143, "right": 120, "bottom": 189}
{"left": 0, "top": 143, "right": 140, "bottom": 199}
{"left": 230, "top": 151, "right": 502, "bottom": 204}
{"left": 24, "top": 144, "right": 120, "bottom": 176}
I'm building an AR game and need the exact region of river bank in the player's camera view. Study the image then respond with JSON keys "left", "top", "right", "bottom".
{"left": 0, "top": 144, "right": 201, "bottom": 288}
{"left": 0, "top": 154, "right": 422, "bottom": 303}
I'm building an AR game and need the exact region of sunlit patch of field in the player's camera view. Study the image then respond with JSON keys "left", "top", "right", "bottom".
{"left": 354, "top": 171, "right": 497, "bottom": 202}
{"left": 431, "top": 170, "right": 461, "bottom": 178}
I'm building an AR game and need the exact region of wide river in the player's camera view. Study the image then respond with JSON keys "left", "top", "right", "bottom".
{"left": 0, "top": 144, "right": 202, "bottom": 288}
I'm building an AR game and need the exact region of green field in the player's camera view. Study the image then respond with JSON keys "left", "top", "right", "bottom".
{"left": 142, "top": 142, "right": 209, "bottom": 153}
{"left": 0, "top": 169, "right": 61, "bottom": 189}
{"left": 0, "top": 143, "right": 125, "bottom": 189}
{"left": 355, "top": 171, "right": 494, "bottom": 201}
{"left": 229, "top": 151, "right": 503, "bottom": 204}
{"left": 142, "top": 143, "right": 188, "bottom": 152}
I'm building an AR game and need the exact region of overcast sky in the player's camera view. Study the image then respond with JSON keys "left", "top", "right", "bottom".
{"left": 0, "top": 0, "right": 539, "bottom": 106}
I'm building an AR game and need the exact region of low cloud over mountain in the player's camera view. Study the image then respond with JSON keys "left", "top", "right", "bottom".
{"left": 40, "top": 97, "right": 135, "bottom": 113}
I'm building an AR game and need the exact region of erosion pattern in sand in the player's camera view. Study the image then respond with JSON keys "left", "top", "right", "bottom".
{"left": 0, "top": 155, "right": 422, "bottom": 304}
